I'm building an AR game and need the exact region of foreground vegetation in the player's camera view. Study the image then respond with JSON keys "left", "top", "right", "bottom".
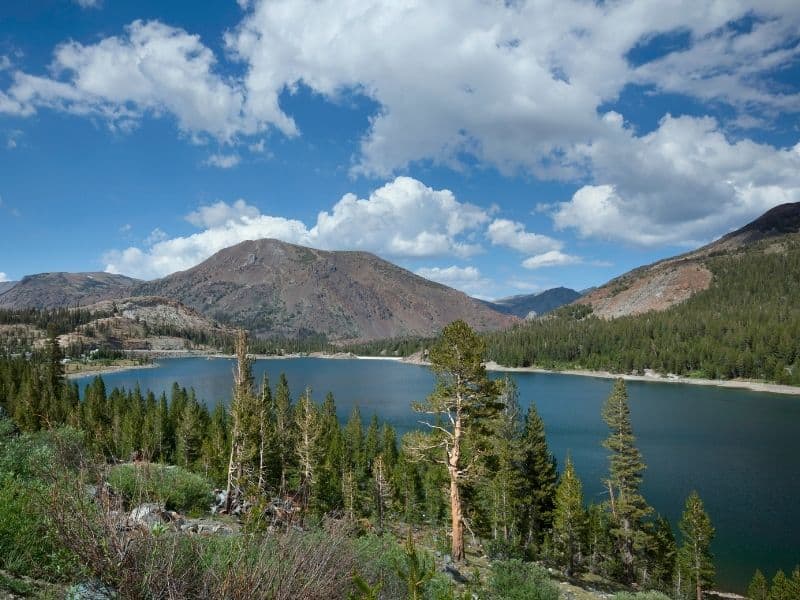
{"left": 0, "top": 322, "right": 797, "bottom": 598}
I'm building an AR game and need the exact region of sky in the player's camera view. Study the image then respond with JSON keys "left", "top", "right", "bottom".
{"left": 0, "top": 0, "right": 799, "bottom": 299}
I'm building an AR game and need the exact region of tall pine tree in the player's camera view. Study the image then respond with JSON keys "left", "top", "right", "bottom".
{"left": 676, "top": 491, "right": 715, "bottom": 600}
{"left": 602, "top": 379, "right": 652, "bottom": 583}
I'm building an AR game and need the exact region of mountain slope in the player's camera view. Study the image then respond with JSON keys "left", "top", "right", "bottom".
{"left": 576, "top": 202, "right": 800, "bottom": 318}
{"left": 485, "top": 287, "right": 582, "bottom": 318}
{"left": 0, "top": 272, "right": 140, "bottom": 309}
{"left": 134, "top": 239, "right": 516, "bottom": 341}
{"left": 0, "top": 282, "right": 16, "bottom": 295}
{"left": 484, "top": 203, "right": 800, "bottom": 384}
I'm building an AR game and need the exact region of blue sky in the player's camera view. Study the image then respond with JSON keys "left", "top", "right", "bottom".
{"left": 1, "top": 1, "right": 799, "bottom": 299}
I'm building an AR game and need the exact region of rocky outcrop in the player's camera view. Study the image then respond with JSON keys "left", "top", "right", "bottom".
{"left": 576, "top": 202, "right": 800, "bottom": 318}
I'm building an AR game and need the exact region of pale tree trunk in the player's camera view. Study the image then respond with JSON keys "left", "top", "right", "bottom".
{"left": 449, "top": 471, "right": 464, "bottom": 561}
{"left": 448, "top": 407, "right": 464, "bottom": 562}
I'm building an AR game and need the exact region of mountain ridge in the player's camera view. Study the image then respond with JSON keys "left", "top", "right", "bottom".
{"left": 482, "top": 287, "right": 582, "bottom": 318}
{"left": 575, "top": 202, "right": 800, "bottom": 318}
{"left": 132, "top": 238, "right": 516, "bottom": 341}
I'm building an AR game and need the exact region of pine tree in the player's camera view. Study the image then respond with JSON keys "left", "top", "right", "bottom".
{"left": 552, "top": 456, "right": 586, "bottom": 576}
{"left": 295, "top": 387, "right": 320, "bottom": 512}
{"left": 648, "top": 515, "right": 677, "bottom": 591}
{"left": 768, "top": 570, "right": 793, "bottom": 600}
{"left": 484, "top": 377, "right": 523, "bottom": 548}
{"left": 602, "top": 379, "right": 652, "bottom": 582}
{"left": 676, "top": 491, "right": 715, "bottom": 600}
{"left": 519, "top": 398, "right": 558, "bottom": 554}
{"left": 226, "top": 330, "right": 256, "bottom": 512}
{"left": 274, "top": 372, "right": 294, "bottom": 496}
{"left": 409, "top": 320, "right": 502, "bottom": 562}
{"left": 747, "top": 569, "right": 769, "bottom": 600}
{"left": 373, "top": 454, "right": 392, "bottom": 533}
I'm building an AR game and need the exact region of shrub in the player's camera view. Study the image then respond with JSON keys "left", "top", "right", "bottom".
{"left": 613, "top": 593, "right": 671, "bottom": 600}
{"left": 0, "top": 419, "right": 84, "bottom": 580}
{"left": 107, "top": 463, "right": 213, "bottom": 515}
{"left": 486, "top": 559, "right": 559, "bottom": 600}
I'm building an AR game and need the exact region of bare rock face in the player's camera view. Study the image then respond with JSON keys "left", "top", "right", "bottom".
{"left": 576, "top": 202, "right": 800, "bottom": 318}
{"left": 0, "top": 272, "right": 139, "bottom": 309}
{"left": 134, "top": 239, "right": 516, "bottom": 341}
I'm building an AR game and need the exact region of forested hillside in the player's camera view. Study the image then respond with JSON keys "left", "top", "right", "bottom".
{"left": 485, "top": 239, "right": 800, "bottom": 384}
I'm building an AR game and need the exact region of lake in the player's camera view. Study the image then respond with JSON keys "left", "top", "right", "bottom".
{"left": 76, "top": 357, "right": 800, "bottom": 592}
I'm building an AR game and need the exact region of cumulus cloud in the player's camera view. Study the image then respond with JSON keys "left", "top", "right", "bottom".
{"left": 3, "top": 3, "right": 797, "bottom": 174}
{"left": 415, "top": 265, "right": 490, "bottom": 297}
{"left": 554, "top": 114, "right": 800, "bottom": 245}
{"left": 204, "top": 153, "right": 241, "bottom": 169}
{"left": 185, "top": 199, "right": 259, "bottom": 228}
{"left": 2, "top": 2, "right": 798, "bottom": 248}
{"left": 487, "top": 219, "right": 562, "bottom": 254}
{"left": 522, "top": 250, "right": 582, "bottom": 270}
{"left": 104, "top": 177, "right": 489, "bottom": 279}
{"left": 74, "top": 0, "right": 102, "bottom": 8}
{"left": 1, "top": 20, "right": 274, "bottom": 141}
{"left": 0, "top": 272, "right": 8, "bottom": 282}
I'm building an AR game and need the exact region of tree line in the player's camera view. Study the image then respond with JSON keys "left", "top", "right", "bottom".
{"left": 1, "top": 322, "right": 794, "bottom": 597}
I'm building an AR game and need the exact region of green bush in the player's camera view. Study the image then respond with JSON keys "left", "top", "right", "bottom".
{"left": 613, "top": 593, "right": 671, "bottom": 600}
{"left": 108, "top": 463, "right": 213, "bottom": 515}
{"left": 0, "top": 419, "right": 84, "bottom": 581}
{"left": 486, "top": 559, "right": 559, "bottom": 600}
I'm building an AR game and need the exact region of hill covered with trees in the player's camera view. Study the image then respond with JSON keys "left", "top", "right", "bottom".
{"left": 484, "top": 238, "right": 800, "bottom": 384}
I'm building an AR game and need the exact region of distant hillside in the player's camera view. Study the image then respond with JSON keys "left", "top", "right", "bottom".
{"left": 134, "top": 238, "right": 516, "bottom": 341}
{"left": 576, "top": 202, "right": 800, "bottom": 318}
{"left": 0, "top": 282, "right": 16, "bottom": 295}
{"left": 0, "top": 272, "right": 140, "bottom": 309}
{"left": 485, "top": 203, "right": 800, "bottom": 384}
{"left": 484, "top": 287, "right": 581, "bottom": 318}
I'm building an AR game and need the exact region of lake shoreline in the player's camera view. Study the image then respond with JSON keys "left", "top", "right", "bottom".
{"left": 72, "top": 350, "right": 800, "bottom": 395}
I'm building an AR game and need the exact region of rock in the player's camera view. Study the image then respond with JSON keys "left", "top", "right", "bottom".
{"left": 128, "top": 503, "right": 169, "bottom": 528}
{"left": 442, "top": 563, "right": 469, "bottom": 584}
{"left": 66, "top": 580, "right": 117, "bottom": 600}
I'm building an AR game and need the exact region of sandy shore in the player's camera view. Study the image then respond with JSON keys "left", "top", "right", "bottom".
{"left": 66, "top": 361, "right": 158, "bottom": 380}
{"left": 482, "top": 361, "right": 800, "bottom": 396}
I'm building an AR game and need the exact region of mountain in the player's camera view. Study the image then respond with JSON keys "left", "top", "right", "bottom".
{"left": 485, "top": 203, "right": 800, "bottom": 383}
{"left": 134, "top": 238, "right": 516, "bottom": 341}
{"left": 0, "top": 272, "right": 140, "bottom": 309}
{"left": 576, "top": 202, "right": 800, "bottom": 318}
{"left": 484, "top": 287, "right": 582, "bottom": 318}
{"left": 0, "top": 281, "right": 16, "bottom": 296}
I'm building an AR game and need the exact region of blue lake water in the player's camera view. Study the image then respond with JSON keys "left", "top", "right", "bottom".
{"left": 76, "top": 357, "right": 800, "bottom": 592}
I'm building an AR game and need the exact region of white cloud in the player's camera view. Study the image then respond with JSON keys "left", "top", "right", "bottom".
{"left": 554, "top": 114, "right": 800, "bottom": 245}
{"left": 74, "top": 0, "right": 102, "bottom": 8}
{"left": 104, "top": 176, "right": 489, "bottom": 279}
{"left": 522, "top": 250, "right": 582, "bottom": 270}
{"left": 2, "top": 3, "right": 798, "bottom": 249}
{"left": 0, "top": 56, "right": 10, "bottom": 71}
{"left": 119, "top": 223, "right": 132, "bottom": 233}
{"left": 487, "top": 218, "right": 562, "bottom": 254}
{"left": 144, "top": 228, "right": 168, "bottom": 245}
{"left": 3, "top": 3, "right": 796, "bottom": 177}
{"left": 1, "top": 20, "right": 272, "bottom": 141}
{"left": 415, "top": 265, "right": 490, "bottom": 296}
{"left": 0, "top": 272, "right": 8, "bottom": 282}
{"left": 204, "top": 153, "right": 241, "bottom": 169}
{"left": 186, "top": 199, "right": 259, "bottom": 228}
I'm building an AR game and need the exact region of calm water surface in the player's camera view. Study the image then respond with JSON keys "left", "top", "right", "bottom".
{"left": 77, "top": 357, "right": 800, "bottom": 592}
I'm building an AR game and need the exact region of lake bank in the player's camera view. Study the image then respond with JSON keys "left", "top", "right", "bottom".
{"left": 73, "top": 350, "right": 800, "bottom": 396}
{"left": 481, "top": 361, "right": 800, "bottom": 396}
